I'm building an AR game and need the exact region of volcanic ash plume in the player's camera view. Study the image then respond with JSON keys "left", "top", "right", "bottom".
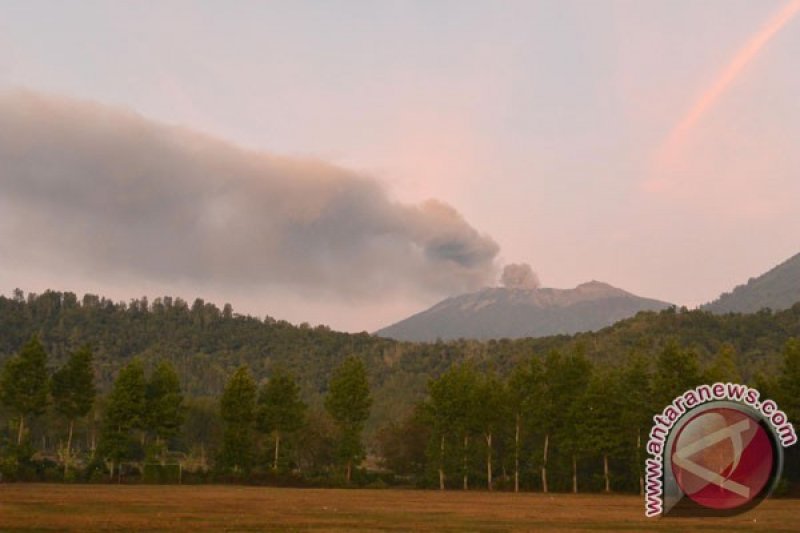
{"left": 0, "top": 90, "right": 499, "bottom": 299}
{"left": 500, "top": 263, "right": 540, "bottom": 290}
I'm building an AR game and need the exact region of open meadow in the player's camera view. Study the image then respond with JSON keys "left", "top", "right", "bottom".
{"left": 0, "top": 485, "right": 798, "bottom": 532}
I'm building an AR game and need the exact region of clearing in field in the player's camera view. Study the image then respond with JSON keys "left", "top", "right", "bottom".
{"left": 0, "top": 484, "right": 798, "bottom": 531}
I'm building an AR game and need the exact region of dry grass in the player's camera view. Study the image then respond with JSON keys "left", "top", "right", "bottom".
{"left": 0, "top": 484, "right": 797, "bottom": 531}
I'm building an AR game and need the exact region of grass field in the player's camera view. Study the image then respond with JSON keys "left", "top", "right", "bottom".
{"left": 0, "top": 484, "right": 798, "bottom": 531}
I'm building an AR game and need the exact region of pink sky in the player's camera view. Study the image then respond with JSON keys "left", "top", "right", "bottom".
{"left": 1, "top": 1, "right": 799, "bottom": 332}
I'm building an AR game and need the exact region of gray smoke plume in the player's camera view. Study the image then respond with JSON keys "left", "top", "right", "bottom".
{"left": 0, "top": 90, "right": 499, "bottom": 298}
{"left": 500, "top": 263, "right": 540, "bottom": 290}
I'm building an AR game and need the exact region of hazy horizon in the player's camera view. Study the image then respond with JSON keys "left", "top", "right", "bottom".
{"left": 2, "top": 1, "right": 799, "bottom": 332}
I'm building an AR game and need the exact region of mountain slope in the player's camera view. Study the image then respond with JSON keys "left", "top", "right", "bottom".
{"left": 703, "top": 252, "right": 800, "bottom": 314}
{"left": 376, "top": 281, "right": 672, "bottom": 341}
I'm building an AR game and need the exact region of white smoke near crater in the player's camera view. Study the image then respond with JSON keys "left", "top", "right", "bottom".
{"left": 500, "top": 263, "right": 540, "bottom": 290}
{"left": 0, "top": 90, "right": 499, "bottom": 299}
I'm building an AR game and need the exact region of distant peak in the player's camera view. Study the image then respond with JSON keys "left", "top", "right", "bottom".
{"left": 576, "top": 280, "right": 615, "bottom": 289}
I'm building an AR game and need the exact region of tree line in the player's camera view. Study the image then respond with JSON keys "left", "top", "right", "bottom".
{"left": 1, "top": 332, "right": 798, "bottom": 492}
{"left": 0, "top": 289, "right": 799, "bottom": 490}
{"left": 380, "top": 340, "right": 799, "bottom": 493}
{"left": 0, "top": 336, "right": 373, "bottom": 485}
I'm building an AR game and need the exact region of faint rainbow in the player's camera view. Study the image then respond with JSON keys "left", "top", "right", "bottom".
{"left": 660, "top": 0, "right": 800, "bottom": 159}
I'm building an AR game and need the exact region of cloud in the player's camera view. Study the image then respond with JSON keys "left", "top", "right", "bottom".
{"left": 0, "top": 90, "right": 499, "bottom": 298}
{"left": 500, "top": 263, "right": 540, "bottom": 290}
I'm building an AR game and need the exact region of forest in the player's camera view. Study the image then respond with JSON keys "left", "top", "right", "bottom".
{"left": 0, "top": 289, "right": 798, "bottom": 492}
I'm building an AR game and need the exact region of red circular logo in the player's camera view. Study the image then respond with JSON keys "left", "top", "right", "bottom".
{"left": 670, "top": 407, "right": 774, "bottom": 510}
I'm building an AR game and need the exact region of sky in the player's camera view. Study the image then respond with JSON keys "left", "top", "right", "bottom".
{"left": 1, "top": 0, "right": 799, "bottom": 332}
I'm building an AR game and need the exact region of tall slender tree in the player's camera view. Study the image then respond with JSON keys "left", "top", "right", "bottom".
{"left": 704, "top": 343, "right": 742, "bottom": 383}
{"left": 257, "top": 369, "right": 306, "bottom": 471}
{"left": 325, "top": 356, "right": 372, "bottom": 483}
{"left": 51, "top": 345, "right": 96, "bottom": 476}
{"left": 472, "top": 371, "right": 506, "bottom": 491}
{"left": 544, "top": 348, "right": 592, "bottom": 493}
{"left": 1, "top": 336, "right": 49, "bottom": 445}
{"left": 219, "top": 366, "right": 257, "bottom": 474}
{"left": 427, "top": 368, "right": 459, "bottom": 490}
{"left": 618, "top": 352, "right": 653, "bottom": 495}
{"left": 776, "top": 339, "right": 800, "bottom": 429}
{"left": 145, "top": 360, "right": 185, "bottom": 458}
{"left": 652, "top": 340, "right": 702, "bottom": 407}
{"left": 428, "top": 364, "right": 480, "bottom": 490}
{"left": 508, "top": 356, "right": 544, "bottom": 493}
{"left": 572, "top": 367, "right": 626, "bottom": 493}
{"left": 100, "top": 359, "right": 147, "bottom": 481}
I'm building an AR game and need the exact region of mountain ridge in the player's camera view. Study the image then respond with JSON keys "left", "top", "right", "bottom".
{"left": 703, "top": 252, "right": 800, "bottom": 314}
{"left": 376, "top": 281, "right": 672, "bottom": 341}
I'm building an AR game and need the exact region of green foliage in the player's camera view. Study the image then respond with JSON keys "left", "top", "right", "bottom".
{"left": 100, "top": 359, "right": 147, "bottom": 465}
{"left": 776, "top": 338, "right": 800, "bottom": 425}
{"left": 652, "top": 341, "right": 702, "bottom": 407}
{"left": 1, "top": 290, "right": 799, "bottom": 491}
{"left": 375, "top": 404, "right": 430, "bottom": 477}
{"left": 544, "top": 349, "right": 592, "bottom": 437}
{"left": 472, "top": 372, "right": 507, "bottom": 438}
{"left": 428, "top": 363, "right": 479, "bottom": 439}
{"left": 51, "top": 345, "right": 96, "bottom": 422}
{"left": 325, "top": 357, "right": 372, "bottom": 480}
{"left": 257, "top": 368, "right": 306, "bottom": 471}
{"left": 703, "top": 343, "right": 742, "bottom": 383}
{"left": 572, "top": 368, "right": 626, "bottom": 457}
{"left": 1, "top": 336, "right": 49, "bottom": 444}
{"left": 508, "top": 356, "right": 544, "bottom": 423}
{"left": 219, "top": 366, "right": 257, "bottom": 473}
{"left": 146, "top": 360, "right": 185, "bottom": 445}
{"left": 257, "top": 369, "right": 306, "bottom": 435}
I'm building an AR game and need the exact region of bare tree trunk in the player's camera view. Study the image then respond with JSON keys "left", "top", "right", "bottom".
{"left": 346, "top": 459, "right": 352, "bottom": 484}
{"left": 462, "top": 434, "right": 469, "bottom": 491}
{"left": 273, "top": 432, "right": 280, "bottom": 471}
{"left": 486, "top": 432, "right": 493, "bottom": 491}
{"left": 17, "top": 414, "right": 25, "bottom": 446}
{"left": 439, "top": 435, "right": 445, "bottom": 490}
{"left": 637, "top": 429, "right": 644, "bottom": 496}
{"left": 572, "top": 454, "right": 577, "bottom": 494}
{"left": 90, "top": 418, "right": 97, "bottom": 460}
{"left": 603, "top": 453, "right": 610, "bottom": 493}
{"left": 541, "top": 433, "right": 549, "bottom": 493}
{"left": 64, "top": 419, "right": 74, "bottom": 478}
{"left": 514, "top": 413, "right": 520, "bottom": 493}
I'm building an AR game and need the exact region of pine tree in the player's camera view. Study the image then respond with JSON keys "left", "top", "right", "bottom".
{"left": 776, "top": 339, "right": 800, "bottom": 429}
{"left": 508, "top": 356, "right": 544, "bottom": 493}
{"left": 1, "top": 336, "right": 49, "bottom": 445}
{"left": 704, "top": 343, "right": 742, "bottom": 384}
{"left": 51, "top": 345, "right": 96, "bottom": 476}
{"left": 100, "top": 359, "right": 147, "bottom": 480}
{"left": 472, "top": 371, "right": 507, "bottom": 490}
{"left": 145, "top": 360, "right": 185, "bottom": 459}
{"left": 219, "top": 366, "right": 257, "bottom": 474}
{"left": 542, "top": 348, "right": 592, "bottom": 493}
{"left": 325, "top": 356, "right": 372, "bottom": 483}
{"left": 428, "top": 363, "right": 479, "bottom": 490}
{"left": 426, "top": 369, "right": 456, "bottom": 490}
{"left": 257, "top": 369, "right": 306, "bottom": 471}
{"left": 572, "top": 367, "right": 625, "bottom": 493}
{"left": 618, "top": 352, "right": 653, "bottom": 495}
{"left": 652, "top": 340, "right": 702, "bottom": 407}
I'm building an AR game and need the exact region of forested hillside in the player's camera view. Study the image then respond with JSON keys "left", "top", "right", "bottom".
{"left": 2, "top": 290, "right": 800, "bottom": 434}
{"left": 703, "top": 252, "right": 800, "bottom": 314}
{"left": 1, "top": 290, "right": 799, "bottom": 491}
